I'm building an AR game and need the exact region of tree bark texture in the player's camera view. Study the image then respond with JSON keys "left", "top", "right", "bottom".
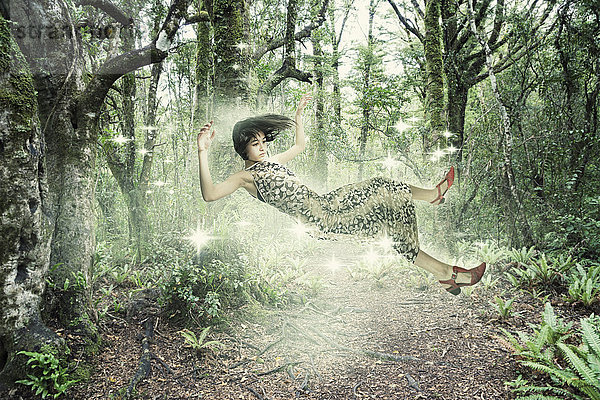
{"left": 0, "top": 16, "right": 62, "bottom": 386}
{"left": 9, "top": 0, "right": 193, "bottom": 342}
{"left": 467, "top": 0, "right": 534, "bottom": 246}
{"left": 194, "top": 0, "right": 212, "bottom": 124}
{"left": 423, "top": 0, "right": 445, "bottom": 147}
{"left": 207, "top": 0, "right": 250, "bottom": 106}
{"left": 358, "top": 0, "right": 377, "bottom": 181}
{"left": 311, "top": 1, "right": 327, "bottom": 188}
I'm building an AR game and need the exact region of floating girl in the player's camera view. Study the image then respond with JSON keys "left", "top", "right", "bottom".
{"left": 196, "top": 94, "right": 485, "bottom": 295}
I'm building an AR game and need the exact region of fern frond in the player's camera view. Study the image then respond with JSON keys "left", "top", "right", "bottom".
{"left": 581, "top": 319, "right": 600, "bottom": 356}
{"left": 558, "top": 343, "right": 600, "bottom": 388}
{"left": 520, "top": 361, "right": 578, "bottom": 383}
{"left": 516, "top": 394, "right": 568, "bottom": 400}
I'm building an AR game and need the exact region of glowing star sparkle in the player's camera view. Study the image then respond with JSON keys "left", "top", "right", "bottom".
{"left": 395, "top": 120, "right": 412, "bottom": 133}
{"left": 376, "top": 235, "right": 395, "bottom": 254}
{"left": 443, "top": 130, "right": 454, "bottom": 139}
{"left": 138, "top": 148, "right": 150, "bottom": 156}
{"left": 185, "top": 227, "right": 213, "bottom": 252}
{"left": 446, "top": 145, "right": 458, "bottom": 154}
{"left": 235, "top": 42, "right": 249, "bottom": 51}
{"left": 381, "top": 155, "right": 397, "bottom": 171}
{"left": 290, "top": 220, "right": 310, "bottom": 238}
{"left": 430, "top": 147, "right": 446, "bottom": 162}
{"left": 326, "top": 256, "right": 342, "bottom": 272}
{"left": 111, "top": 135, "right": 132, "bottom": 145}
{"left": 363, "top": 246, "right": 379, "bottom": 266}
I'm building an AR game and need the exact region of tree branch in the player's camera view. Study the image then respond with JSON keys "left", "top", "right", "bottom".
{"left": 386, "top": 0, "right": 423, "bottom": 42}
{"left": 252, "top": 0, "right": 329, "bottom": 61}
{"left": 79, "top": 0, "right": 191, "bottom": 115}
{"left": 78, "top": 0, "right": 133, "bottom": 26}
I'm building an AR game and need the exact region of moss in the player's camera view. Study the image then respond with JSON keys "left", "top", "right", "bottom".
{"left": 0, "top": 17, "right": 38, "bottom": 129}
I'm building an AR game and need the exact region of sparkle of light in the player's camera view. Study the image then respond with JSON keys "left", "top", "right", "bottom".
{"left": 232, "top": 64, "right": 240, "bottom": 71}
{"left": 290, "top": 220, "right": 310, "bottom": 238}
{"left": 446, "top": 145, "right": 458, "bottom": 154}
{"left": 138, "top": 148, "right": 150, "bottom": 156}
{"left": 185, "top": 227, "right": 213, "bottom": 252}
{"left": 376, "top": 235, "right": 395, "bottom": 254}
{"left": 111, "top": 135, "right": 131, "bottom": 145}
{"left": 235, "top": 42, "right": 249, "bottom": 51}
{"left": 429, "top": 147, "right": 446, "bottom": 162}
{"left": 395, "top": 120, "right": 412, "bottom": 133}
{"left": 443, "top": 130, "right": 454, "bottom": 139}
{"left": 380, "top": 155, "right": 397, "bottom": 171}
{"left": 326, "top": 256, "right": 342, "bottom": 272}
{"left": 363, "top": 246, "right": 379, "bottom": 266}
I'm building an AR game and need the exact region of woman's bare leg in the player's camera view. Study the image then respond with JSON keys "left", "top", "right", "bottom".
{"left": 414, "top": 249, "right": 473, "bottom": 285}
{"left": 409, "top": 181, "right": 450, "bottom": 203}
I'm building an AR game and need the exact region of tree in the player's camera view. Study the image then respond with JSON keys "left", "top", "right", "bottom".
{"left": 0, "top": 15, "right": 63, "bottom": 386}
{"left": 387, "top": 0, "right": 557, "bottom": 164}
{"left": 423, "top": 0, "right": 445, "bottom": 147}
{"left": 2, "top": 0, "right": 205, "bottom": 384}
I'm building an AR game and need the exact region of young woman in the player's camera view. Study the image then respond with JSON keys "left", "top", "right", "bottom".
{"left": 196, "top": 94, "right": 485, "bottom": 295}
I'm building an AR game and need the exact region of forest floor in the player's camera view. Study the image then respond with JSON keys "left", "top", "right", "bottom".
{"left": 8, "top": 240, "right": 587, "bottom": 400}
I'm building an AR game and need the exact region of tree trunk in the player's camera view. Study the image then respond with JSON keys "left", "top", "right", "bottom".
{"left": 423, "top": 0, "right": 445, "bottom": 148}
{"left": 208, "top": 0, "right": 250, "bottom": 107}
{"left": 11, "top": 0, "right": 100, "bottom": 343}
{"left": 311, "top": 9, "right": 327, "bottom": 188}
{"left": 467, "top": 0, "right": 534, "bottom": 247}
{"left": 194, "top": 0, "right": 212, "bottom": 124}
{"left": 0, "top": 15, "right": 63, "bottom": 386}
{"left": 358, "top": 0, "right": 378, "bottom": 181}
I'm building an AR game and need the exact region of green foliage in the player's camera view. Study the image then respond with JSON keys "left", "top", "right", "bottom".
{"left": 491, "top": 295, "right": 516, "bottom": 320}
{"left": 566, "top": 264, "right": 600, "bottom": 306}
{"left": 508, "top": 246, "right": 537, "bottom": 265}
{"left": 506, "top": 253, "right": 576, "bottom": 291}
{"left": 16, "top": 350, "right": 78, "bottom": 399}
{"left": 503, "top": 305, "right": 600, "bottom": 399}
{"left": 178, "top": 327, "right": 224, "bottom": 357}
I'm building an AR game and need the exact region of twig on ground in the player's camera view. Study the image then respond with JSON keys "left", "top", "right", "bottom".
{"left": 123, "top": 317, "right": 155, "bottom": 399}
{"left": 353, "top": 380, "right": 363, "bottom": 397}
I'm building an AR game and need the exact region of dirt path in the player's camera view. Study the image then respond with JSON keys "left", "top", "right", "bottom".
{"left": 7, "top": 240, "right": 518, "bottom": 399}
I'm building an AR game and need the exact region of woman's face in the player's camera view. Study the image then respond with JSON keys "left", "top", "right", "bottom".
{"left": 245, "top": 131, "right": 268, "bottom": 162}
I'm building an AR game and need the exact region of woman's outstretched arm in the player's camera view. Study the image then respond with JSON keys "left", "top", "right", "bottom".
{"left": 197, "top": 121, "right": 248, "bottom": 202}
{"left": 271, "top": 93, "right": 312, "bottom": 164}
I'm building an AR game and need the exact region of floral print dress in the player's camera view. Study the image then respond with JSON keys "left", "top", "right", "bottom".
{"left": 246, "top": 161, "right": 420, "bottom": 262}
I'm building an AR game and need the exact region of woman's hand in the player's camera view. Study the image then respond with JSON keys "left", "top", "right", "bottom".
{"left": 197, "top": 121, "right": 216, "bottom": 152}
{"left": 295, "top": 93, "right": 312, "bottom": 117}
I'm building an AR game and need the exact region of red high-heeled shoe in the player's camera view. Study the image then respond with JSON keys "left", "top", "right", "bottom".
{"left": 439, "top": 262, "right": 486, "bottom": 295}
{"left": 431, "top": 166, "right": 455, "bottom": 205}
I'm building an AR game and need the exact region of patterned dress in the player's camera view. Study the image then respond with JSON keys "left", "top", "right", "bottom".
{"left": 246, "top": 161, "right": 420, "bottom": 262}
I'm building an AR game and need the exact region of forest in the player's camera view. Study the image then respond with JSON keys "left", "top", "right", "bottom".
{"left": 0, "top": 0, "right": 599, "bottom": 398}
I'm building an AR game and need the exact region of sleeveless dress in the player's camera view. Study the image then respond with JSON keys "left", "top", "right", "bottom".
{"left": 246, "top": 161, "right": 420, "bottom": 262}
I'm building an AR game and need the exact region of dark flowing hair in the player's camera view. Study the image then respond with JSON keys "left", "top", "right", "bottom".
{"left": 232, "top": 114, "right": 295, "bottom": 159}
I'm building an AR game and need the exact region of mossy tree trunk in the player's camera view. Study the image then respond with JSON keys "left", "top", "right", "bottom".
{"left": 5, "top": 0, "right": 199, "bottom": 373}
{"left": 207, "top": 0, "right": 250, "bottom": 107}
{"left": 311, "top": 3, "right": 327, "bottom": 188}
{"left": 194, "top": 0, "right": 213, "bottom": 124}
{"left": 0, "top": 15, "right": 64, "bottom": 387}
{"left": 423, "top": 0, "right": 445, "bottom": 148}
{"left": 358, "top": 0, "right": 378, "bottom": 181}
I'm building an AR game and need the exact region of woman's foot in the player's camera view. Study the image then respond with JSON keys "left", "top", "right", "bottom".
{"left": 430, "top": 166, "right": 455, "bottom": 205}
{"left": 439, "top": 262, "right": 486, "bottom": 295}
